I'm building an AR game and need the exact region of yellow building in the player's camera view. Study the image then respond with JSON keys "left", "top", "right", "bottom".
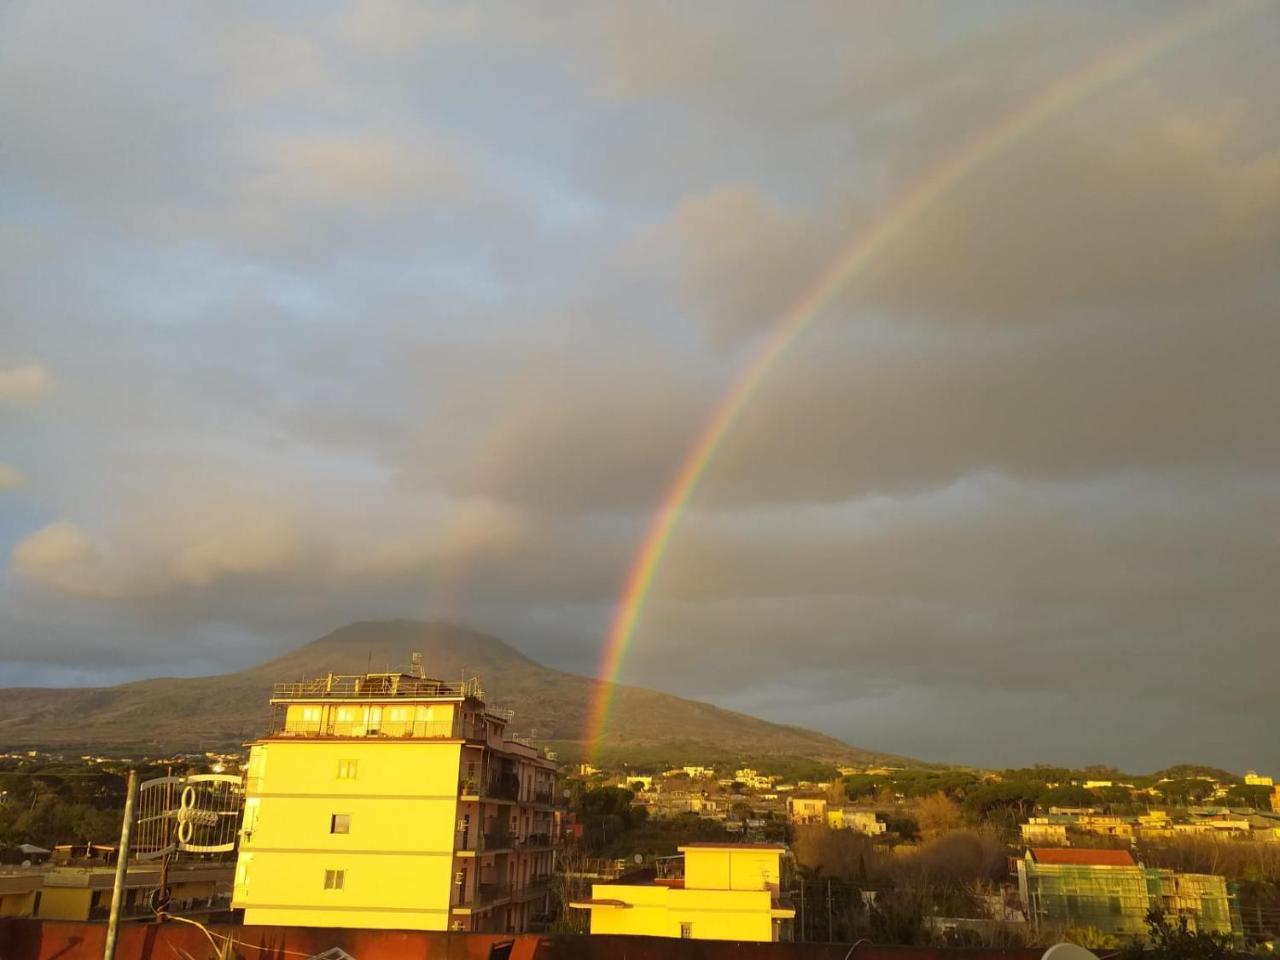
{"left": 786, "top": 795, "right": 826, "bottom": 825}
{"left": 232, "top": 670, "right": 557, "bottom": 933}
{"left": 571, "top": 843, "right": 795, "bottom": 942}
{"left": 35, "top": 863, "right": 231, "bottom": 921}
{"left": 0, "top": 871, "right": 42, "bottom": 917}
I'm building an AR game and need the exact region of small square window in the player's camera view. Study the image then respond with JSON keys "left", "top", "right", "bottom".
{"left": 331, "top": 814, "right": 351, "bottom": 834}
{"left": 323, "top": 869, "right": 345, "bottom": 890}
{"left": 337, "top": 759, "right": 358, "bottom": 779}
{"left": 680, "top": 922, "right": 693, "bottom": 939}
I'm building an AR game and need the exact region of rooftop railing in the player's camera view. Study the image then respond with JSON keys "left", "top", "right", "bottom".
{"left": 272, "top": 720, "right": 456, "bottom": 739}
{"left": 271, "top": 674, "right": 483, "bottom": 700}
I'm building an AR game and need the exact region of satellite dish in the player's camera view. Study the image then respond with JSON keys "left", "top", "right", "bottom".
{"left": 1041, "top": 945, "right": 1101, "bottom": 960}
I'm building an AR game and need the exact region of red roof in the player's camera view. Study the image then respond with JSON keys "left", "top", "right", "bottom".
{"left": 1030, "top": 847, "right": 1135, "bottom": 866}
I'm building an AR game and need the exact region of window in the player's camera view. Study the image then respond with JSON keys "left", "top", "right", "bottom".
{"left": 1109, "top": 895, "right": 1122, "bottom": 916}
{"left": 680, "top": 922, "right": 693, "bottom": 939}
{"left": 330, "top": 814, "right": 351, "bottom": 834}
{"left": 388, "top": 707, "right": 409, "bottom": 722}
{"left": 301, "top": 706, "right": 321, "bottom": 723}
{"left": 337, "top": 759, "right": 358, "bottom": 779}
{"left": 323, "top": 869, "right": 345, "bottom": 890}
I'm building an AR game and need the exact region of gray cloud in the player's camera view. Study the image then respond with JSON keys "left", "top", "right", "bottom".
{"left": 1, "top": 0, "right": 1278, "bottom": 769}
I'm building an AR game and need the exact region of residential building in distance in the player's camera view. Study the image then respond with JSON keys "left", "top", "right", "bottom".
{"left": 1272, "top": 786, "right": 1280, "bottom": 814}
{"left": 1244, "top": 771, "right": 1274, "bottom": 787}
{"left": 827, "top": 808, "right": 886, "bottom": 836}
{"left": 36, "top": 863, "right": 231, "bottom": 921}
{"left": 1021, "top": 817, "right": 1069, "bottom": 846}
{"left": 1015, "top": 848, "right": 1239, "bottom": 942}
{"left": 232, "top": 669, "right": 557, "bottom": 933}
{"left": 786, "top": 795, "right": 826, "bottom": 825}
{"left": 570, "top": 843, "right": 795, "bottom": 941}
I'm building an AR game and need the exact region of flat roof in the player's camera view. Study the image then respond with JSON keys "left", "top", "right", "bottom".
{"left": 678, "top": 843, "right": 787, "bottom": 852}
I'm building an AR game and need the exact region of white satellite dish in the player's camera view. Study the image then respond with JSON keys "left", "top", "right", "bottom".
{"left": 1042, "top": 945, "right": 1101, "bottom": 960}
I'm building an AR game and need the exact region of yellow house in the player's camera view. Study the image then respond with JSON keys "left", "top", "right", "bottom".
{"left": 232, "top": 670, "right": 557, "bottom": 934}
{"left": 785, "top": 795, "right": 826, "bottom": 825}
{"left": 0, "top": 871, "right": 42, "bottom": 917}
{"left": 35, "top": 863, "right": 231, "bottom": 921}
{"left": 571, "top": 843, "right": 795, "bottom": 942}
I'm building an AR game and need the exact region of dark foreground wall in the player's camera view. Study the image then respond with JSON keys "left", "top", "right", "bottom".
{"left": 0, "top": 920, "right": 1045, "bottom": 960}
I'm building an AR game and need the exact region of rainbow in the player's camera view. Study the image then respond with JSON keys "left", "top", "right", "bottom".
{"left": 583, "top": 1, "right": 1251, "bottom": 758}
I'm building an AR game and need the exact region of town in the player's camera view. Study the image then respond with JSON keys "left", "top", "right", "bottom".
{"left": 1, "top": 665, "right": 1278, "bottom": 957}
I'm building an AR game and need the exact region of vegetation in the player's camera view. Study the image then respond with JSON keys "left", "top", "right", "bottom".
{"left": 0, "top": 620, "right": 902, "bottom": 766}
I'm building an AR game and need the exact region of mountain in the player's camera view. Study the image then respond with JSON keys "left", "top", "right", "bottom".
{"left": 0, "top": 620, "right": 902, "bottom": 765}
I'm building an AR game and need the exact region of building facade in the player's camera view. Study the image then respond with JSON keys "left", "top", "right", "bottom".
{"left": 571, "top": 843, "right": 795, "bottom": 941}
{"left": 232, "top": 670, "right": 557, "bottom": 933}
{"left": 1015, "top": 848, "right": 1240, "bottom": 941}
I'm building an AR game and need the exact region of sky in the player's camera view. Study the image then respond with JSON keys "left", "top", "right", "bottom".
{"left": 2, "top": 1, "right": 1278, "bottom": 771}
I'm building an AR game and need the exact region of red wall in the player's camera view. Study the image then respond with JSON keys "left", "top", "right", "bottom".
{"left": 0, "top": 919, "right": 1046, "bottom": 960}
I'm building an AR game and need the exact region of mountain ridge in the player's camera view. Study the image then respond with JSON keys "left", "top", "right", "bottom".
{"left": 0, "top": 620, "right": 905, "bottom": 765}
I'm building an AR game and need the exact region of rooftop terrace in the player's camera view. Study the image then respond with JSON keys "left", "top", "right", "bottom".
{"left": 270, "top": 672, "right": 484, "bottom": 702}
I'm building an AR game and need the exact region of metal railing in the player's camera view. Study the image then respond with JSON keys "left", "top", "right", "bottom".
{"left": 459, "top": 773, "right": 520, "bottom": 801}
{"left": 272, "top": 675, "right": 482, "bottom": 700}
{"left": 274, "top": 720, "right": 456, "bottom": 739}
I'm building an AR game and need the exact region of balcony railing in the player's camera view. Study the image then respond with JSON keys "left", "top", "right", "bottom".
{"left": 274, "top": 720, "right": 456, "bottom": 739}
{"left": 459, "top": 773, "right": 520, "bottom": 801}
{"left": 518, "top": 833, "right": 553, "bottom": 849}
{"left": 483, "top": 831, "right": 514, "bottom": 851}
{"left": 272, "top": 675, "right": 480, "bottom": 700}
{"left": 532, "top": 790, "right": 555, "bottom": 805}
{"left": 477, "top": 882, "right": 511, "bottom": 904}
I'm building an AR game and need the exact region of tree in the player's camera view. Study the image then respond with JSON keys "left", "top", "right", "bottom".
{"left": 1118, "top": 908, "right": 1235, "bottom": 960}
{"left": 915, "top": 792, "right": 964, "bottom": 838}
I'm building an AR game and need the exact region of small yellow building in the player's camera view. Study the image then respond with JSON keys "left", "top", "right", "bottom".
{"left": 232, "top": 670, "right": 557, "bottom": 933}
{"left": 571, "top": 843, "right": 794, "bottom": 942}
{"left": 0, "top": 871, "right": 42, "bottom": 917}
{"left": 35, "top": 863, "right": 231, "bottom": 921}
{"left": 785, "top": 795, "right": 826, "bottom": 825}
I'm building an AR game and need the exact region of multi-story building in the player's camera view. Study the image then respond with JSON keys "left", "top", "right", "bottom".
{"left": 1244, "top": 771, "right": 1274, "bottom": 787}
{"left": 232, "top": 670, "right": 557, "bottom": 933}
{"left": 1015, "top": 848, "right": 1240, "bottom": 942}
{"left": 1021, "top": 817, "right": 1070, "bottom": 846}
{"left": 570, "top": 843, "right": 795, "bottom": 941}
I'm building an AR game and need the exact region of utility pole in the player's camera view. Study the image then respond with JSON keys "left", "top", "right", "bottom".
{"left": 827, "top": 878, "right": 833, "bottom": 941}
{"left": 799, "top": 874, "right": 806, "bottom": 941}
{"left": 103, "top": 769, "right": 138, "bottom": 960}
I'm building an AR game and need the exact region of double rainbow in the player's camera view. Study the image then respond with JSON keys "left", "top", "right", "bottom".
{"left": 583, "top": 2, "right": 1251, "bottom": 759}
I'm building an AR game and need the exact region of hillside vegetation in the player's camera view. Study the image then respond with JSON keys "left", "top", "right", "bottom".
{"left": 0, "top": 620, "right": 901, "bottom": 765}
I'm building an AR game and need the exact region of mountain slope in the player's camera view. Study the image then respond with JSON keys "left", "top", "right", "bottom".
{"left": 0, "top": 620, "right": 900, "bottom": 764}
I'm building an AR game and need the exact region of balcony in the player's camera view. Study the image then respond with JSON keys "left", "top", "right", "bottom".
{"left": 273, "top": 720, "right": 456, "bottom": 739}
{"left": 511, "top": 879, "right": 550, "bottom": 901}
{"left": 455, "top": 829, "right": 514, "bottom": 853}
{"left": 518, "top": 832, "right": 553, "bottom": 849}
{"left": 459, "top": 772, "right": 520, "bottom": 801}
{"left": 532, "top": 789, "right": 555, "bottom": 806}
